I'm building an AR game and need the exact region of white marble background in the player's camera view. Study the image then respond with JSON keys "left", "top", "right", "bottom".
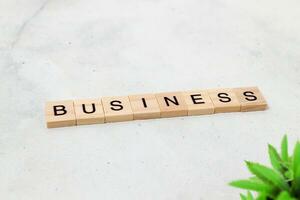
{"left": 0, "top": 0, "right": 300, "bottom": 199}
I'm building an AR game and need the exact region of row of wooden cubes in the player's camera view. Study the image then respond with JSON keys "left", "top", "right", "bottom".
{"left": 45, "top": 87, "right": 267, "bottom": 128}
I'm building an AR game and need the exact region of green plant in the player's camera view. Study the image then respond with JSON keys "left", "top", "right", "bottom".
{"left": 230, "top": 135, "right": 300, "bottom": 200}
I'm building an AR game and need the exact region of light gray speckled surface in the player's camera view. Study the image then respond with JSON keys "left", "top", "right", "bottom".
{"left": 0, "top": 0, "right": 300, "bottom": 199}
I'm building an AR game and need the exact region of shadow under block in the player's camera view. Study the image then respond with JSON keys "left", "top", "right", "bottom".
{"left": 183, "top": 90, "right": 214, "bottom": 116}
{"left": 129, "top": 94, "right": 161, "bottom": 120}
{"left": 233, "top": 87, "right": 268, "bottom": 112}
{"left": 101, "top": 96, "right": 134, "bottom": 122}
{"left": 208, "top": 88, "right": 241, "bottom": 113}
{"left": 45, "top": 100, "right": 76, "bottom": 128}
{"left": 74, "top": 99, "right": 105, "bottom": 125}
{"left": 155, "top": 92, "right": 188, "bottom": 118}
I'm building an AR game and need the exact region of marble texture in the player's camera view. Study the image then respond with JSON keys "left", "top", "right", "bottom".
{"left": 0, "top": 0, "right": 300, "bottom": 199}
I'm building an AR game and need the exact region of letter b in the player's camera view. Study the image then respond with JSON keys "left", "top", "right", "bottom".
{"left": 53, "top": 105, "right": 67, "bottom": 116}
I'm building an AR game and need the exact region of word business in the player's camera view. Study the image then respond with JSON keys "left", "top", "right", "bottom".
{"left": 45, "top": 87, "right": 267, "bottom": 128}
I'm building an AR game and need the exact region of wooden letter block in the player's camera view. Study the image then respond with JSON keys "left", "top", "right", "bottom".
{"left": 233, "top": 87, "right": 268, "bottom": 111}
{"left": 101, "top": 96, "right": 133, "bottom": 122}
{"left": 74, "top": 99, "right": 105, "bottom": 125}
{"left": 45, "top": 100, "right": 76, "bottom": 128}
{"left": 183, "top": 90, "right": 214, "bottom": 116}
{"left": 129, "top": 94, "right": 161, "bottom": 120}
{"left": 208, "top": 88, "right": 241, "bottom": 113}
{"left": 155, "top": 92, "right": 188, "bottom": 118}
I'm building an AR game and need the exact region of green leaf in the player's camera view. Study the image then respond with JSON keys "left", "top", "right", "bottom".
{"left": 249, "top": 176, "right": 265, "bottom": 182}
{"left": 246, "top": 161, "right": 289, "bottom": 191}
{"left": 284, "top": 169, "right": 293, "bottom": 181}
{"left": 257, "top": 193, "right": 268, "bottom": 200}
{"left": 230, "top": 179, "right": 273, "bottom": 193}
{"left": 276, "top": 191, "right": 294, "bottom": 200}
{"left": 292, "top": 161, "right": 300, "bottom": 196}
{"left": 240, "top": 193, "right": 247, "bottom": 200}
{"left": 281, "top": 135, "right": 289, "bottom": 162}
{"left": 291, "top": 141, "right": 300, "bottom": 195}
{"left": 246, "top": 191, "right": 254, "bottom": 200}
{"left": 292, "top": 142, "right": 300, "bottom": 175}
{"left": 269, "top": 144, "right": 283, "bottom": 172}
